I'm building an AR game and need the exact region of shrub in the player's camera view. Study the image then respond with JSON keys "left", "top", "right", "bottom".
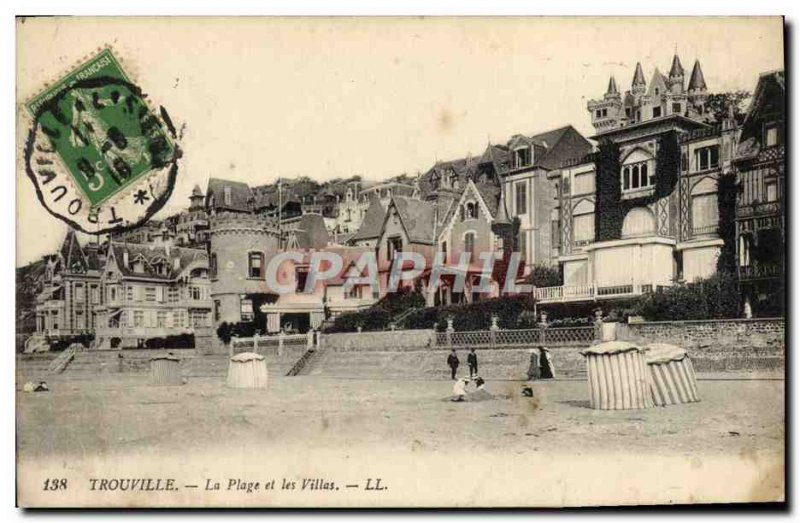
{"left": 216, "top": 321, "right": 259, "bottom": 343}
{"left": 404, "top": 295, "right": 536, "bottom": 332}
{"left": 48, "top": 333, "right": 95, "bottom": 352}
{"left": 634, "top": 271, "right": 740, "bottom": 321}
{"left": 523, "top": 264, "right": 563, "bottom": 288}
{"left": 324, "top": 287, "right": 424, "bottom": 333}
{"left": 143, "top": 333, "right": 195, "bottom": 349}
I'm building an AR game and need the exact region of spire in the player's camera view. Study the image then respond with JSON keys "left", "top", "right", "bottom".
{"left": 688, "top": 60, "right": 707, "bottom": 91}
{"left": 632, "top": 62, "right": 646, "bottom": 87}
{"left": 669, "top": 53, "right": 684, "bottom": 78}
{"left": 606, "top": 75, "right": 619, "bottom": 95}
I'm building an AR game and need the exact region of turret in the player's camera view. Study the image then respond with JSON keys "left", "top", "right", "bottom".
{"left": 189, "top": 184, "right": 205, "bottom": 211}
{"left": 605, "top": 76, "right": 620, "bottom": 99}
{"left": 687, "top": 59, "right": 708, "bottom": 104}
{"left": 668, "top": 54, "right": 685, "bottom": 94}
{"left": 631, "top": 62, "right": 647, "bottom": 96}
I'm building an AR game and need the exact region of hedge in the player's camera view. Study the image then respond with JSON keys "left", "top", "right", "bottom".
{"left": 634, "top": 271, "right": 740, "bottom": 321}
{"left": 324, "top": 287, "right": 424, "bottom": 333}
{"left": 404, "top": 295, "right": 536, "bottom": 332}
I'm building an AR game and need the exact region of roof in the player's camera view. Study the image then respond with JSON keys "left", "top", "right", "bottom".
{"left": 632, "top": 62, "right": 646, "bottom": 87}
{"left": 285, "top": 214, "right": 330, "bottom": 250}
{"left": 391, "top": 195, "right": 438, "bottom": 244}
{"left": 351, "top": 195, "right": 387, "bottom": 241}
{"left": 688, "top": 60, "right": 707, "bottom": 91}
{"left": 736, "top": 70, "right": 785, "bottom": 160}
{"left": 606, "top": 76, "right": 619, "bottom": 95}
{"left": 206, "top": 178, "right": 253, "bottom": 212}
{"left": 109, "top": 242, "right": 208, "bottom": 280}
{"left": 669, "top": 54, "right": 684, "bottom": 78}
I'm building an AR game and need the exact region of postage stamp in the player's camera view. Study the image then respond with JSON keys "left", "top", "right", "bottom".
{"left": 23, "top": 48, "right": 180, "bottom": 234}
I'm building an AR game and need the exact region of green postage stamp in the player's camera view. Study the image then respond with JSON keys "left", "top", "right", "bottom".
{"left": 23, "top": 48, "right": 181, "bottom": 233}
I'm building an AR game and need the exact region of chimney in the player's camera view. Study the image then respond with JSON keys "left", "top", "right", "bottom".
{"left": 173, "top": 257, "right": 181, "bottom": 271}
{"left": 122, "top": 250, "right": 129, "bottom": 268}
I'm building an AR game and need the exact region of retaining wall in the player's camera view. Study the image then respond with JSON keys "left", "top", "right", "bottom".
{"left": 320, "top": 329, "right": 436, "bottom": 352}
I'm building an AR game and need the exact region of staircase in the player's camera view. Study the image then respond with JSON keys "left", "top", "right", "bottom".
{"left": 391, "top": 307, "right": 420, "bottom": 328}
{"left": 285, "top": 346, "right": 327, "bottom": 376}
{"left": 47, "top": 345, "right": 81, "bottom": 374}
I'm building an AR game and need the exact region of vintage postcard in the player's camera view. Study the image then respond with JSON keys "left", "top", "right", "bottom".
{"left": 15, "top": 16, "right": 785, "bottom": 508}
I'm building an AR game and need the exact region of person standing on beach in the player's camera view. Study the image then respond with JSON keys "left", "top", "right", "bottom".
{"left": 447, "top": 349, "right": 460, "bottom": 380}
{"left": 467, "top": 348, "right": 478, "bottom": 378}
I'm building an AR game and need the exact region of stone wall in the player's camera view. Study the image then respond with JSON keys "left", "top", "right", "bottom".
{"left": 617, "top": 318, "right": 785, "bottom": 374}
{"left": 320, "top": 329, "right": 436, "bottom": 352}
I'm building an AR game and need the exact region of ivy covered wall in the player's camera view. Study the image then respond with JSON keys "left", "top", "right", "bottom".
{"left": 593, "top": 131, "right": 681, "bottom": 242}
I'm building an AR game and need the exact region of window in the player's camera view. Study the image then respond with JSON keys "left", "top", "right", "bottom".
{"left": 653, "top": 107, "right": 662, "bottom": 118}
{"left": 739, "top": 235, "right": 752, "bottom": 267}
{"left": 691, "top": 194, "right": 719, "bottom": 234}
{"left": 694, "top": 146, "right": 720, "bottom": 171}
{"left": 464, "top": 202, "right": 477, "bottom": 220}
{"left": 75, "top": 310, "right": 85, "bottom": 330}
{"left": 387, "top": 236, "right": 403, "bottom": 261}
{"left": 190, "top": 310, "right": 209, "bottom": 327}
{"left": 189, "top": 286, "right": 203, "bottom": 300}
{"left": 655, "top": 88, "right": 660, "bottom": 96}
{"left": 90, "top": 284, "right": 100, "bottom": 305}
{"left": 441, "top": 242, "right": 448, "bottom": 264}
{"left": 621, "top": 161, "right": 654, "bottom": 192}
{"left": 601, "top": 108, "right": 608, "bottom": 117}
{"left": 144, "top": 287, "right": 157, "bottom": 302}
{"left": 132, "top": 260, "right": 145, "bottom": 273}
{"left": 517, "top": 230, "right": 526, "bottom": 260}
{"left": 551, "top": 219, "right": 561, "bottom": 249}
{"left": 223, "top": 186, "right": 232, "bottom": 206}
{"left": 766, "top": 180, "right": 778, "bottom": 202}
{"left": 573, "top": 213, "right": 595, "bottom": 244}
{"left": 248, "top": 252, "right": 264, "bottom": 278}
{"left": 464, "top": 233, "right": 475, "bottom": 262}
{"left": 672, "top": 103, "right": 682, "bottom": 114}
{"left": 210, "top": 253, "right": 218, "bottom": 278}
{"left": 625, "top": 107, "right": 632, "bottom": 118}
{"left": 213, "top": 300, "right": 221, "bottom": 322}
{"left": 109, "top": 286, "right": 118, "bottom": 303}
{"left": 74, "top": 283, "right": 85, "bottom": 302}
{"left": 296, "top": 269, "right": 309, "bottom": 293}
{"left": 514, "top": 147, "right": 532, "bottom": 168}
{"left": 156, "top": 311, "right": 167, "bottom": 328}
{"left": 572, "top": 173, "right": 595, "bottom": 195}
{"left": 173, "top": 310, "right": 185, "bottom": 328}
{"left": 240, "top": 298, "right": 254, "bottom": 321}
{"left": 126, "top": 285, "right": 134, "bottom": 301}
{"left": 348, "top": 286, "right": 363, "bottom": 300}
{"left": 515, "top": 181, "right": 527, "bottom": 215}
{"left": 153, "top": 260, "right": 166, "bottom": 275}
{"left": 133, "top": 310, "right": 144, "bottom": 328}
{"left": 681, "top": 152, "right": 688, "bottom": 172}
{"left": 765, "top": 125, "right": 779, "bottom": 147}
{"left": 168, "top": 287, "right": 180, "bottom": 303}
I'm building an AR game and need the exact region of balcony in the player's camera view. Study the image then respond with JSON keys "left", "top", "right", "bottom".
{"left": 737, "top": 201, "right": 781, "bottom": 219}
{"left": 739, "top": 263, "right": 782, "bottom": 281}
{"left": 534, "top": 282, "right": 672, "bottom": 304}
{"left": 691, "top": 224, "right": 719, "bottom": 237}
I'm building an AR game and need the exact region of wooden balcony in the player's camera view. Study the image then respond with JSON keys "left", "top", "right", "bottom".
{"left": 534, "top": 282, "right": 672, "bottom": 304}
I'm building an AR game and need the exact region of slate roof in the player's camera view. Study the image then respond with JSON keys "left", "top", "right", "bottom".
{"left": 206, "top": 178, "right": 254, "bottom": 212}
{"left": 286, "top": 214, "right": 330, "bottom": 250}
{"left": 391, "top": 196, "right": 439, "bottom": 244}
{"left": 351, "top": 195, "right": 387, "bottom": 242}
{"left": 109, "top": 242, "right": 208, "bottom": 280}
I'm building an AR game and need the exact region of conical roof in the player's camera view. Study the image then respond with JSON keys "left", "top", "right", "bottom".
{"left": 688, "top": 60, "right": 707, "bottom": 91}
{"left": 632, "top": 62, "right": 646, "bottom": 87}
{"left": 191, "top": 184, "right": 203, "bottom": 197}
{"left": 606, "top": 76, "right": 619, "bottom": 95}
{"left": 59, "top": 229, "right": 87, "bottom": 272}
{"left": 492, "top": 190, "right": 512, "bottom": 227}
{"left": 669, "top": 54, "right": 684, "bottom": 77}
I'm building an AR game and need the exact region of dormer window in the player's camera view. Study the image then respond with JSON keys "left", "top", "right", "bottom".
{"left": 223, "top": 186, "right": 232, "bottom": 206}
{"left": 514, "top": 147, "right": 532, "bottom": 168}
{"left": 462, "top": 202, "right": 478, "bottom": 220}
{"left": 132, "top": 260, "right": 145, "bottom": 273}
{"left": 653, "top": 107, "right": 662, "bottom": 118}
{"left": 655, "top": 88, "right": 660, "bottom": 96}
{"left": 694, "top": 146, "right": 719, "bottom": 172}
{"left": 152, "top": 259, "right": 166, "bottom": 275}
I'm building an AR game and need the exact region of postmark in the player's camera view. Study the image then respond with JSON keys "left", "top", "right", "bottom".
{"left": 23, "top": 48, "right": 181, "bottom": 234}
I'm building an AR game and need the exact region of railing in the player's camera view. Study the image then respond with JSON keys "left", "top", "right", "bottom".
{"left": 534, "top": 282, "right": 671, "bottom": 303}
{"left": 691, "top": 224, "right": 719, "bottom": 236}
{"left": 434, "top": 326, "right": 595, "bottom": 349}
{"left": 230, "top": 332, "right": 313, "bottom": 355}
{"left": 739, "top": 264, "right": 783, "bottom": 280}
{"left": 48, "top": 344, "right": 82, "bottom": 374}
{"left": 737, "top": 201, "right": 781, "bottom": 218}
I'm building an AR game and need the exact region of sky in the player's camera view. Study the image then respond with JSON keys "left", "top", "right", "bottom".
{"left": 15, "top": 16, "right": 784, "bottom": 266}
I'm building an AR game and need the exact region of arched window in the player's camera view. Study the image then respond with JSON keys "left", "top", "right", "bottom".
{"left": 739, "top": 235, "right": 752, "bottom": 267}
{"left": 465, "top": 202, "right": 477, "bottom": 220}
{"left": 691, "top": 177, "right": 719, "bottom": 236}
{"left": 621, "top": 148, "right": 655, "bottom": 193}
{"left": 464, "top": 233, "right": 475, "bottom": 262}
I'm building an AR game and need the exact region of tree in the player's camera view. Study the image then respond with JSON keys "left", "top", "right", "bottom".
{"left": 524, "top": 263, "right": 562, "bottom": 288}
{"left": 705, "top": 90, "right": 752, "bottom": 125}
